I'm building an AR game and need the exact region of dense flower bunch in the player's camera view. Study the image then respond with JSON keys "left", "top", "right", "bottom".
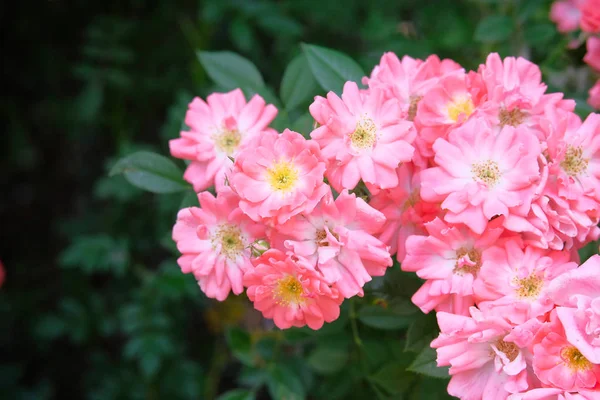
{"left": 170, "top": 51, "right": 600, "bottom": 398}
{"left": 550, "top": 0, "right": 600, "bottom": 109}
{"left": 169, "top": 88, "right": 393, "bottom": 330}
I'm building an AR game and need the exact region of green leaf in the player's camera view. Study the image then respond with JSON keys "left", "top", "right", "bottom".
{"left": 357, "top": 299, "right": 417, "bottom": 330}
{"left": 517, "top": 0, "right": 547, "bottom": 23}
{"left": 405, "top": 313, "right": 439, "bottom": 353}
{"left": 313, "top": 371, "right": 355, "bottom": 400}
{"left": 369, "top": 362, "right": 416, "bottom": 395}
{"left": 59, "top": 234, "right": 129, "bottom": 276}
{"left": 408, "top": 377, "right": 453, "bottom": 400}
{"left": 225, "top": 327, "right": 255, "bottom": 367}
{"left": 75, "top": 80, "right": 104, "bottom": 123}
{"left": 238, "top": 366, "right": 268, "bottom": 388}
{"left": 255, "top": 337, "right": 277, "bottom": 362}
{"left": 301, "top": 43, "right": 365, "bottom": 93}
{"left": 140, "top": 352, "right": 161, "bottom": 378}
{"left": 379, "top": 263, "right": 423, "bottom": 300}
{"left": 179, "top": 190, "right": 199, "bottom": 208}
{"left": 230, "top": 17, "right": 256, "bottom": 53}
{"left": 280, "top": 54, "right": 318, "bottom": 111}
{"left": 474, "top": 15, "right": 513, "bottom": 43}
{"left": 35, "top": 315, "right": 66, "bottom": 340}
{"left": 291, "top": 113, "right": 315, "bottom": 138}
{"left": 524, "top": 23, "right": 556, "bottom": 47}
{"left": 362, "top": 338, "right": 392, "bottom": 370}
{"left": 216, "top": 389, "right": 255, "bottom": 400}
{"left": 307, "top": 345, "right": 348, "bottom": 375}
{"left": 257, "top": 14, "right": 303, "bottom": 37}
{"left": 407, "top": 346, "right": 449, "bottom": 379}
{"left": 266, "top": 365, "right": 306, "bottom": 400}
{"left": 579, "top": 240, "right": 599, "bottom": 263}
{"left": 110, "top": 151, "right": 189, "bottom": 193}
{"left": 357, "top": 305, "right": 410, "bottom": 330}
{"left": 197, "top": 51, "right": 264, "bottom": 90}
{"left": 282, "top": 356, "right": 315, "bottom": 393}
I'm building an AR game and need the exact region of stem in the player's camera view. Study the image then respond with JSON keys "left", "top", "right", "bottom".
{"left": 349, "top": 299, "right": 362, "bottom": 348}
{"left": 349, "top": 299, "right": 387, "bottom": 399}
{"left": 204, "top": 338, "right": 227, "bottom": 400}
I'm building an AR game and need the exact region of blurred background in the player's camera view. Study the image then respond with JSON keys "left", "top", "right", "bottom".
{"left": 2, "top": 0, "right": 597, "bottom": 399}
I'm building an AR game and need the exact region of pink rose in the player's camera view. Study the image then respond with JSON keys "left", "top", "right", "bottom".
{"left": 548, "top": 255, "right": 600, "bottom": 364}
{"left": 581, "top": 0, "right": 600, "bottom": 33}
{"left": 589, "top": 80, "right": 600, "bottom": 109}
{"left": 584, "top": 37, "right": 600, "bottom": 71}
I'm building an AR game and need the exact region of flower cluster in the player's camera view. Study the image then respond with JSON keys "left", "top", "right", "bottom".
{"left": 169, "top": 88, "right": 394, "bottom": 330}
{"left": 370, "top": 52, "right": 600, "bottom": 398}
{"left": 169, "top": 50, "right": 600, "bottom": 398}
{"left": 550, "top": 0, "right": 600, "bottom": 109}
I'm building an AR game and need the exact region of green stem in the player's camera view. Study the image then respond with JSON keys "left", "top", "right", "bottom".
{"left": 204, "top": 338, "right": 227, "bottom": 400}
{"left": 349, "top": 299, "right": 386, "bottom": 399}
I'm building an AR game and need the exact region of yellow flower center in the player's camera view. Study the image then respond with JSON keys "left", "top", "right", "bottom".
{"left": 499, "top": 107, "right": 527, "bottom": 127}
{"left": 446, "top": 96, "right": 474, "bottom": 123}
{"left": 514, "top": 274, "right": 544, "bottom": 299}
{"left": 266, "top": 160, "right": 299, "bottom": 193}
{"left": 408, "top": 95, "right": 422, "bottom": 121}
{"left": 561, "top": 346, "right": 592, "bottom": 371}
{"left": 211, "top": 225, "right": 245, "bottom": 260}
{"left": 453, "top": 247, "right": 482, "bottom": 276}
{"left": 214, "top": 128, "right": 242, "bottom": 156}
{"left": 273, "top": 275, "right": 305, "bottom": 306}
{"left": 494, "top": 339, "right": 519, "bottom": 362}
{"left": 472, "top": 160, "right": 501, "bottom": 187}
{"left": 350, "top": 117, "right": 377, "bottom": 150}
{"left": 561, "top": 145, "right": 589, "bottom": 177}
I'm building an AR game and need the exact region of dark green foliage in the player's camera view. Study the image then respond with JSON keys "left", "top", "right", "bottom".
{"left": 3, "top": 0, "right": 599, "bottom": 399}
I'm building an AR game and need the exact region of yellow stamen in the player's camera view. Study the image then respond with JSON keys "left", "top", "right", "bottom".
{"left": 266, "top": 160, "right": 299, "bottom": 192}
{"left": 350, "top": 117, "right": 377, "bottom": 150}
{"left": 446, "top": 96, "right": 474, "bottom": 123}
{"left": 273, "top": 275, "right": 305, "bottom": 306}
{"left": 561, "top": 145, "right": 588, "bottom": 176}
{"left": 211, "top": 225, "right": 244, "bottom": 260}
{"left": 561, "top": 346, "right": 592, "bottom": 371}
{"left": 513, "top": 274, "right": 543, "bottom": 299}
{"left": 214, "top": 129, "right": 242, "bottom": 156}
{"left": 472, "top": 160, "right": 501, "bottom": 187}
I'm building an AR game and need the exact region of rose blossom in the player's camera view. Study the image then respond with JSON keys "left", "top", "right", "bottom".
{"left": 532, "top": 310, "right": 600, "bottom": 391}
{"left": 402, "top": 217, "right": 507, "bottom": 315}
{"left": 550, "top": 0, "right": 584, "bottom": 33}
{"left": 229, "top": 129, "right": 329, "bottom": 224}
{"left": 172, "top": 190, "right": 266, "bottom": 301}
{"left": 170, "top": 89, "right": 277, "bottom": 192}
{"left": 589, "top": 81, "right": 600, "bottom": 110}
{"left": 584, "top": 37, "right": 600, "bottom": 72}
{"left": 309, "top": 81, "right": 416, "bottom": 192}
{"left": 243, "top": 249, "right": 343, "bottom": 330}
{"left": 580, "top": 0, "right": 600, "bottom": 33}
{"left": 271, "top": 189, "right": 392, "bottom": 298}
{"left": 420, "top": 117, "right": 542, "bottom": 234}
{"left": 432, "top": 308, "right": 542, "bottom": 399}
